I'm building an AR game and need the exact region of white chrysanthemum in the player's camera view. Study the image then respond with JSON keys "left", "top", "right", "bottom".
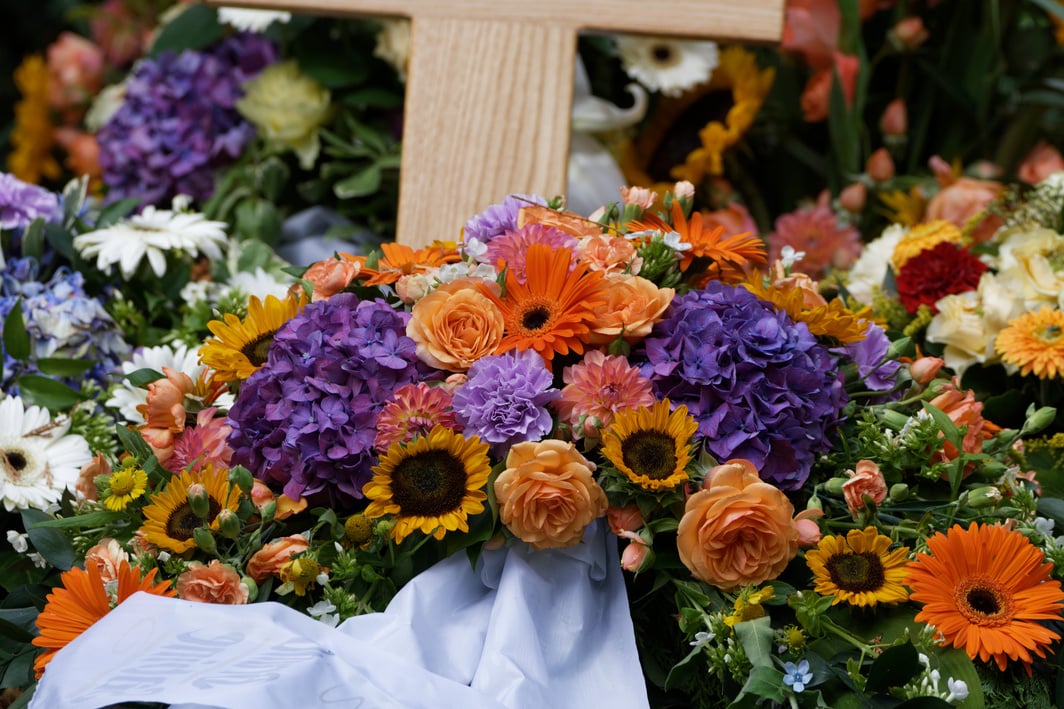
{"left": 217, "top": 8, "right": 291, "bottom": 31}
{"left": 73, "top": 205, "right": 228, "bottom": 280}
{"left": 615, "top": 36, "right": 719, "bottom": 98}
{"left": 0, "top": 396, "right": 90, "bottom": 511}
{"left": 844, "top": 224, "right": 907, "bottom": 305}
{"left": 106, "top": 343, "right": 234, "bottom": 423}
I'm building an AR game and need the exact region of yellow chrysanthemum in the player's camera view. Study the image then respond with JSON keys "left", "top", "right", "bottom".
{"left": 806, "top": 526, "right": 910, "bottom": 607}
{"left": 891, "top": 220, "right": 963, "bottom": 271}
{"left": 602, "top": 399, "right": 697, "bottom": 491}
{"left": 102, "top": 464, "right": 149, "bottom": 511}
{"left": 996, "top": 307, "right": 1064, "bottom": 379}
{"left": 363, "top": 426, "right": 491, "bottom": 544}
{"left": 199, "top": 291, "right": 307, "bottom": 383}
{"left": 742, "top": 278, "right": 871, "bottom": 344}
{"left": 877, "top": 187, "right": 928, "bottom": 227}
{"left": 7, "top": 55, "right": 60, "bottom": 184}
{"left": 139, "top": 465, "right": 240, "bottom": 553}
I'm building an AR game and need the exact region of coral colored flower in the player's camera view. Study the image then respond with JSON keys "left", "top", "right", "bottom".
{"left": 607, "top": 504, "right": 645, "bottom": 535}
{"left": 75, "top": 452, "right": 109, "bottom": 502}
{"left": 767, "top": 204, "right": 861, "bottom": 278}
{"left": 927, "top": 380, "right": 1000, "bottom": 465}
{"left": 555, "top": 350, "right": 656, "bottom": 440}
{"left": 374, "top": 382, "right": 460, "bottom": 452}
{"left": 866, "top": 147, "right": 895, "bottom": 182}
{"left": 177, "top": 560, "right": 249, "bottom": 604}
{"left": 800, "top": 53, "right": 859, "bottom": 122}
{"left": 676, "top": 459, "right": 799, "bottom": 590}
{"left": 880, "top": 98, "right": 908, "bottom": 137}
{"left": 909, "top": 356, "right": 946, "bottom": 385}
{"left": 996, "top": 308, "right": 1064, "bottom": 379}
{"left": 894, "top": 241, "right": 989, "bottom": 314}
{"left": 136, "top": 367, "right": 194, "bottom": 464}
{"left": 495, "top": 439, "right": 608, "bottom": 550}
{"left": 482, "top": 224, "right": 578, "bottom": 283}
{"left": 302, "top": 257, "right": 360, "bottom": 301}
{"left": 166, "top": 407, "right": 233, "bottom": 474}
{"left": 907, "top": 523, "right": 1064, "bottom": 672}
{"left": 782, "top": 0, "right": 841, "bottom": 71}
{"left": 46, "top": 32, "right": 104, "bottom": 119}
{"left": 356, "top": 242, "right": 461, "bottom": 287}
{"left": 406, "top": 278, "right": 505, "bottom": 372}
{"left": 84, "top": 538, "right": 129, "bottom": 584}
{"left": 246, "top": 535, "right": 310, "bottom": 583}
{"left": 587, "top": 274, "right": 674, "bottom": 346}
{"left": 578, "top": 234, "right": 642, "bottom": 276}
{"left": 926, "top": 174, "right": 1004, "bottom": 244}
{"left": 841, "top": 460, "right": 888, "bottom": 517}
{"left": 1018, "top": 141, "right": 1064, "bottom": 185}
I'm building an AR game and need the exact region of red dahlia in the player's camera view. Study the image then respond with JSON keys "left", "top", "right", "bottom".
{"left": 894, "top": 241, "right": 988, "bottom": 314}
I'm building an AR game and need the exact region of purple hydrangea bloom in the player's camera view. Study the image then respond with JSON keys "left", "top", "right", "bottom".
{"left": 463, "top": 193, "right": 548, "bottom": 244}
{"left": 0, "top": 258, "right": 129, "bottom": 390}
{"left": 636, "top": 281, "right": 846, "bottom": 490}
{"left": 0, "top": 173, "right": 59, "bottom": 230}
{"left": 98, "top": 33, "right": 276, "bottom": 206}
{"left": 226, "top": 293, "right": 433, "bottom": 507}
{"left": 452, "top": 349, "right": 560, "bottom": 454}
{"left": 842, "top": 322, "right": 901, "bottom": 397}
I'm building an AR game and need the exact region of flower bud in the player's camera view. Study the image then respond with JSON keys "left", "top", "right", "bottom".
{"left": 192, "top": 527, "right": 217, "bottom": 555}
{"left": 619, "top": 534, "right": 654, "bottom": 573}
{"left": 228, "top": 465, "right": 254, "bottom": 494}
{"left": 965, "top": 486, "right": 1003, "bottom": 509}
{"left": 838, "top": 182, "right": 867, "bottom": 213}
{"left": 187, "top": 483, "right": 210, "bottom": 519}
{"left": 909, "top": 356, "right": 945, "bottom": 385}
{"left": 260, "top": 500, "right": 277, "bottom": 524}
{"left": 866, "top": 148, "right": 895, "bottom": 182}
{"left": 879, "top": 98, "right": 908, "bottom": 138}
{"left": 878, "top": 409, "right": 910, "bottom": 431}
{"left": 217, "top": 509, "right": 241, "bottom": 540}
{"left": 890, "top": 17, "right": 929, "bottom": 51}
{"left": 344, "top": 514, "right": 374, "bottom": 548}
{"left": 889, "top": 483, "right": 910, "bottom": 502}
{"left": 1023, "top": 406, "right": 1057, "bottom": 437}
{"left": 824, "top": 477, "right": 847, "bottom": 496}
{"left": 241, "top": 576, "right": 259, "bottom": 603}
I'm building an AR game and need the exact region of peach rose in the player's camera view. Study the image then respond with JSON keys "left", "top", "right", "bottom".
{"left": 619, "top": 533, "right": 651, "bottom": 572}
{"left": 494, "top": 439, "right": 608, "bottom": 550}
{"left": 1018, "top": 141, "right": 1064, "bottom": 185}
{"left": 177, "top": 560, "right": 249, "bottom": 604}
{"left": 794, "top": 508, "right": 824, "bottom": 547}
{"left": 246, "top": 535, "right": 310, "bottom": 583}
{"left": 407, "top": 279, "right": 505, "bottom": 372}
{"left": 75, "top": 452, "right": 110, "bottom": 501}
{"left": 926, "top": 176, "right": 1004, "bottom": 244}
{"left": 842, "top": 460, "right": 888, "bottom": 517}
{"left": 85, "top": 538, "right": 129, "bottom": 583}
{"left": 303, "top": 257, "right": 359, "bottom": 301}
{"left": 607, "top": 504, "right": 644, "bottom": 535}
{"left": 578, "top": 234, "right": 641, "bottom": 276}
{"left": 588, "top": 274, "right": 674, "bottom": 345}
{"left": 678, "top": 459, "right": 798, "bottom": 590}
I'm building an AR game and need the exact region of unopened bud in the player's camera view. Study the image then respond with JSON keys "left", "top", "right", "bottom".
{"left": 909, "top": 356, "right": 945, "bottom": 385}
{"left": 187, "top": 483, "right": 210, "bottom": 519}
{"left": 805, "top": 495, "right": 824, "bottom": 512}
{"left": 260, "top": 500, "right": 277, "bottom": 524}
{"left": 192, "top": 527, "right": 217, "bottom": 555}
{"left": 241, "top": 576, "right": 259, "bottom": 603}
{"left": 218, "top": 509, "right": 241, "bottom": 540}
{"left": 866, "top": 148, "right": 895, "bottom": 182}
{"left": 839, "top": 182, "right": 867, "bottom": 213}
{"left": 966, "top": 486, "right": 1003, "bottom": 509}
{"left": 228, "top": 466, "right": 254, "bottom": 494}
{"left": 889, "top": 483, "right": 909, "bottom": 502}
{"left": 1023, "top": 406, "right": 1057, "bottom": 437}
{"left": 824, "top": 478, "right": 847, "bottom": 496}
{"left": 880, "top": 98, "right": 908, "bottom": 138}
{"left": 889, "top": 17, "right": 929, "bottom": 51}
{"left": 344, "top": 514, "right": 374, "bottom": 547}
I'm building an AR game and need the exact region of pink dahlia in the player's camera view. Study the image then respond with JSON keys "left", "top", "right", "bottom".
{"left": 554, "top": 350, "right": 655, "bottom": 440}
{"left": 166, "top": 408, "right": 233, "bottom": 474}
{"left": 767, "top": 204, "right": 861, "bottom": 278}
{"left": 374, "top": 382, "right": 461, "bottom": 453}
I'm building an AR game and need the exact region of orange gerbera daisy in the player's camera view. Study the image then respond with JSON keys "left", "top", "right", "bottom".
{"left": 479, "top": 244, "right": 606, "bottom": 367}
{"left": 32, "top": 560, "right": 176, "bottom": 677}
{"left": 996, "top": 308, "right": 1064, "bottom": 379}
{"left": 355, "top": 242, "right": 461, "bottom": 286}
{"left": 906, "top": 523, "right": 1064, "bottom": 672}
{"left": 629, "top": 200, "right": 766, "bottom": 283}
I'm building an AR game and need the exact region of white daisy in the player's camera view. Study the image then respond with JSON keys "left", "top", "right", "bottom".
{"left": 0, "top": 396, "right": 91, "bottom": 511}
{"left": 226, "top": 267, "right": 295, "bottom": 303}
{"left": 107, "top": 343, "right": 235, "bottom": 423}
{"left": 73, "top": 204, "right": 228, "bottom": 280}
{"left": 615, "top": 36, "right": 720, "bottom": 98}
{"left": 217, "top": 8, "right": 291, "bottom": 32}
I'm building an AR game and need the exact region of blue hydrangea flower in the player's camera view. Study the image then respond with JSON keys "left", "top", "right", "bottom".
{"left": 782, "top": 659, "right": 812, "bottom": 693}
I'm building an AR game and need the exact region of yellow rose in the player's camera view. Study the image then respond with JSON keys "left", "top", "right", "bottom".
{"left": 237, "top": 60, "right": 332, "bottom": 169}
{"left": 997, "top": 227, "right": 1064, "bottom": 309}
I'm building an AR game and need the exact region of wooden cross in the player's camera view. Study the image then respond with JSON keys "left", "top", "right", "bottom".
{"left": 211, "top": 0, "right": 784, "bottom": 247}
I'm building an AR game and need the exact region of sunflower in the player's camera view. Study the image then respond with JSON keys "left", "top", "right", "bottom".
{"left": 139, "top": 465, "right": 240, "bottom": 553}
{"left": 32, "top": 560, "right": 176, "bottom": 677}
{"left": 479, "top": 244, "right": 606, "bottom": 367}
{"left": 906, "top": 523, "right": 1064, "bottom": 672}
{"left": 996, "top": 308, "right": 1064, "bottom": 379}
{"left": 806, "top": 526, "right": 910, "bottom": 607}
{"left": 101, "top": 462, "right": 149, "bottom": 511}
{"left": 199, "top": 291, "right": 306, "bottom": 383}
{"left": 363, "top": 426, "right": 492, "bottom": 544}
{"left": 602, "top": 399, "right": 698, "bottom": 491}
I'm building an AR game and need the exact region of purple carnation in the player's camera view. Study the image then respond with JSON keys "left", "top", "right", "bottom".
{"left": 842, "top": 322, "right": 901, "bottom": 397}
{"left": 452, "top": 349, "right": 560, "bottom": 454}
{"left": 0, "top": 173, "right": 59, "bottom": 230}
{"left": 226, "top": 293, "right": 432, "bottom": 508}
{"left": 98, "top": 33, "right": 276, "bottom": 206}
{"left": 636, "top": 281, "right": 846, "bottom": 490}
{"left": 463, "top": 194, "right": 548, "bottom": 244}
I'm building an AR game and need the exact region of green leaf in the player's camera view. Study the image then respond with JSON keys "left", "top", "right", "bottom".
{"left": 734, "top": 616, "right": 774, "bottom": 668}
{"left": 148, "top": 3, "right": 222, "bottom": 57}
{"left": 1029, "top": 0, "right": 1064, "bottom": 22}
{"left": 256, "top": 156, "right": 291, "bottom": 203}
{"left": 125, "top": 368, "right": 165, "bottom": 388}
{"left": 935, "top": 647, "right": 984, "bottom": 709}
{"left": 827, "top": 71, "right": 859, "bottom": 179}
{"left": 235, "top": 199, "right": 283, "bottom": 244}
{"left": 35, "top": 358, "right": 95, "bottom": 377}
{"left": 865, "top": 641, "right": 920, "bottom": 693}
{"left": 16, "top": 375, "right": 83, "bottom": 411}
{"left": 0, "top": 648, "right": 35, "bottom": 690}
{"left": 3, "top": 299, "right": 30, "bottom": 361}
{"left": 91, "top": 196, "right": 141, "bottom": 229}
{"left": 31, "top": 511, "right": 126, "bottom": 529}
{"left": 334, "top": 164, "right": 382, "bottom": 199}
{"left": 895, "top": 699, "right": 952, "bottom": 709}
{"left": 0, "top": 608, "right": 36, "bottom": 642}
{"left": 340, "top": 88, "right": 404, "bottom": 110}
{"left": 21, "top": 218, "right": 45, "bottom": 261}
{"left": 727, "top": 665, "right": 786, "bottom": 708}
{"left": 21, "top": 508, "right": 75, "bottom": 571}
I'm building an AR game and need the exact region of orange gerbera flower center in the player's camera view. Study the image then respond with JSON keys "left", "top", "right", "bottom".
{"left": 956, "top": 577, "right": 1015, "bottom": 627}
{"left": 826, "top": 552, "right": 885, "bottom": 592}
{"left": 517, "top": 298, "right": 556, "bottom": 334}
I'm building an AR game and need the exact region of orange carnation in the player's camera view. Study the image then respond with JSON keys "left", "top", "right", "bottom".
{"left": 245, "top": 535, "right": 310, "bottom": 583}
{"left": 406, "top": 279, "right": 505, "bottom": 372}
{"left": 176, "top": 560, "right": 249, "bottom": 604}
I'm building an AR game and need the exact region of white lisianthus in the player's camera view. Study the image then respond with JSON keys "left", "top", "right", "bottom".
{"left": 995, "top": 226, "right": 1064, "bottom": 309}
{"left": 374, "top": 18, "right": 411, "bottom": 82}
{"left": 217, "top": 8, "right": 291, "bottom": 32}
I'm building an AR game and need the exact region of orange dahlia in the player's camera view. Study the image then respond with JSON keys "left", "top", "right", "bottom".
{"left": 906, "top": 523, "right": 1064, "bottom": 672}
{"left": 32, "top": 560, "right": 176, "bottom": 677}
{"left": 479, "top": 244, "right": 606, "bottom": 367}
{"left": 996, "top": 308, "right": 1064, "bottom": 379}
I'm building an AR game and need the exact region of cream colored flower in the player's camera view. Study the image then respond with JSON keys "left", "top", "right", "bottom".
{"left": 237, "top": 61, "right": 333, "bottom": 170}
{"left": 996, "top": 227, "right": 1064, "bottom": 309}
{"left": 615, "top": 36, "right": 719, "bottom": 98}
{"left": 844, "top": 224, "right": 906, "bottom": 305}
{"left": 925, "top": 291, "right": 993, "bottom": 377}
{"left": 375, "top": 18, "right": 411, "bottom": 82}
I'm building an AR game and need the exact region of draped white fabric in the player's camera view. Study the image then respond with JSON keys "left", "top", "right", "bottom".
{"left": 30, "top": 520, "right": 650, "bottom": 709}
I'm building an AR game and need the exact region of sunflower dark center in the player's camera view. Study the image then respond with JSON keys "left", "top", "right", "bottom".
{"left": 521, "top": 305, "right": 553, "bottom": 332}
{"left": 957, "top": 579, "right": 1014, "bottom": 626}
{"left": 621, "top": 430, "right": 678, "bottom": 480}
{"left": 165, "top": 500, "right": 221, "bottom": 541}
{"left": 390, "top": 450, "right": 468, "bottom": 517}
{"left": 241, "top": 332, "right": 276, "bottom": 367}
{"left": 825, "top": 552, "right": 885, "bottom": 592}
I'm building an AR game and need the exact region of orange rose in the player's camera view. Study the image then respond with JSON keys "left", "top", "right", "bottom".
{"left": 842, "top": 460, "right": 888, "bottom": 517}
{"left": 677, "top": 459, "right": 798, "bottom": 590}
{"left": 494, "top": 439, "right": 608, "bottom": 550}
{"left": 245, "top": 535, "right": 310, "bottom": 583}
{"left": 84, "top": 538, "right": 129, "bottom": 583}
{"left": 588, "top": 274, "right": 674, "bottom": 345}
{"left": 578, "top": 234, "right": 641, "bottom": 276}
{"left": 176, "top": 560, "right": 249, "bottom": 604}
{"left": 303, "top": 257, "right": 359, "bottom": 301}
{"left": 406, "top": 279, "right": 504, "bottom": 372}
{"left": 926, "top": 176, "right": 1004, "bottom": 244}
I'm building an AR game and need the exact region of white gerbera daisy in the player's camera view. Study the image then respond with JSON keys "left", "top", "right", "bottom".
{"left": 0, "top": 396, "right": 90, "bottom": 511}
{"left": 217, "top": 7, "right": 291, "bottom": 32}
{"left": 615, "top": 36, "right": 719, "bottom": 98}
{"left": 73, "top": 204, "right": 228, "bottom": 280}
{"left": 106, "top": 343, "right": 234, "bottom": 423}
